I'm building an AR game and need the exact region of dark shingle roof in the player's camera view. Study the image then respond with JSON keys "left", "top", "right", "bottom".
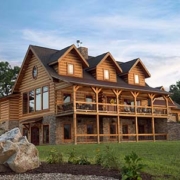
{"left": 25, "top": 45, "right": 169, "bottom": 95}
{"left": 117, "top": 58, "right": 138, "bottom": 74}
{"left": 87, "top": 52, "right": 108, "bottom": 69}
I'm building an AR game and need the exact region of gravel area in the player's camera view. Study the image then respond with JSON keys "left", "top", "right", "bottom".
{"left": 0, "top": 173, "right": 118, "bottom": 180}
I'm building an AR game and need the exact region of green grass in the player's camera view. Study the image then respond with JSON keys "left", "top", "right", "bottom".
{"left": 37, "top": 141, "right": 180, "bottom": 180}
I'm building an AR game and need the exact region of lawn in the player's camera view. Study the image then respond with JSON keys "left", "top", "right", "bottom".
{"left": 37, "top": 141, "right": 180, "bottom": 180}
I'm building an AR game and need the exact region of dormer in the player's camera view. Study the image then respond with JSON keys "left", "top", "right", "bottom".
{"left": 87, "top": 52, "right": 122, "bottom": 82}
{"left": 118, "top": 58, "right": 151, "bottom": 86}
{"left": 49, "top": 45, "right": 89, "bottom": 78}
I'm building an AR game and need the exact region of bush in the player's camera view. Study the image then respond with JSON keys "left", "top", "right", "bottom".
{"left": 122, "top": 151, "right": 145, "bottom": 180}
{"left": 95, "top": 146, "right": 120, "bottom": 170}
{"left": 68, "top": 148, "right": 91, "bottom": 165}
{"left": 46, "top": 148, "right": 63, "bottom": 164}
{"left": 95, "top": 148, "right": 104, "bottom": 165}
{"left": 77, "top": 155, "right": 91, "bottom": 165}
{"left": 68, "top": 148, "right": 78, "bottom": 164}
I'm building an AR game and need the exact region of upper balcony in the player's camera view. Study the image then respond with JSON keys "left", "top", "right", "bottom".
{"left": 56, "top": 101, "right": 168, "bottom": 117}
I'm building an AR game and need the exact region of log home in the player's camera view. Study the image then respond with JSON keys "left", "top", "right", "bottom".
{"left": 0, "top": 44, "right": 179, "bottom": 145}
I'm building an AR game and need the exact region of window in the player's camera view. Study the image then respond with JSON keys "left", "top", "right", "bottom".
{"left": 29, "top": 90, "right": 35, "bottom": 113}
{"left": 23, "top": 93, "right": 28, "bottom": 114}
{"left": 36, "top": 88, "right": 41, "bottom": 111}
{"left": 104, "top": 69, "right": 109, "bottom": 80}
{"left": 43, "top": 86, "right": 49, "bottom": 109}
{"left": 32, "top": 66, "right": 38, "bottom": 79}
{"left": 43, "top": 125, "right": 49, "bottom": 144}
{"left": 23, "top": 86, "right": 49, "bottom": 114}
{"left": 64, "top": 124, "right": 71, "bottom": 139}
{"left": 86, "top": 95, "right": 93, "bottom": 102}
{"left": 68, "top": 64, "right": 74, "bottom": 74}
{"left": 63, "top": 94, "right": 71, "bottom": 103}
{"left": 134, "top": 74, "right": 139, "bottom": 84}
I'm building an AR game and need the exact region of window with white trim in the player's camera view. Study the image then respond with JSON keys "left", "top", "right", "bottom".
{"left": 134, "top": 74, "right": 139, "bottom": 84}
{"left": 104, "top": 69, "right": 109, "bottom": 80}
{"left": 67, "top": 64, "right": 74, "bottom": 74}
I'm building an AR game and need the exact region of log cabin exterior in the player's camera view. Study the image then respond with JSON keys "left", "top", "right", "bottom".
{"left": 0, "top": 44, "right": 179, "bottom": 145}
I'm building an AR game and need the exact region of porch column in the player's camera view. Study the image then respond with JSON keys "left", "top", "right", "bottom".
{"left": 131, "top": 91, "right": 139, "bottom": 114}
{"left": 73, "top": 113, "right": 77, "bottom": 145}
{"left": 148, "top": 93, "right": 155, "bottom": 115}
{"left": 164, "top": 95, "right": 169, "bottom": 140}
{"left": 135, "top": 116, "right": 138, "bottom": 142}
{"left": 91, "top": 87, "right": 102, "bottom": 144}
{"left": 112, "top": 89, "right": 122, "bottom": 143}
{"left": 73, "top": 85, "right": 80, "bottom": 145}
{"left": 163, "top": 95, "right": 169, "bottom": 116}
{"left": 96, "top": 115, "right": 100, "bottom": 144}
{"left": 152, "top": 117, "right": 155, "bottom": 141}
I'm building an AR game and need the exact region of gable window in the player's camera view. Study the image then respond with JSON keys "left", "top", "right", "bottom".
{"left": 134, "top": 74, "right": 139, "bottom": 84}
{"left": 104, "top": 69, "right": 109, "bottom": 80}
{"left": 32, "top": 66, "right": 38, "bottom": 79}
{"left": 67, "top": 64, "right": 74, "bottom": 74}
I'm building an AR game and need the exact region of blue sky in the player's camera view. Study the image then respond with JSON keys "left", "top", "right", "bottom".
{"left": 0, "top": 0, "right": 180, "bottom": 90}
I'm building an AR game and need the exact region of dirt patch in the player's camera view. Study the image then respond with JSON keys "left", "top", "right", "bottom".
{"left": 0, "top": 162, "right": 153, "bottom": 180}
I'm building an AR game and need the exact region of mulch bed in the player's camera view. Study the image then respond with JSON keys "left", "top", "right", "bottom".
{"left": 0, "top": 162, "right": 153, "bottom": 180}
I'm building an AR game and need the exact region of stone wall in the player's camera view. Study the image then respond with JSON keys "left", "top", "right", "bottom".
{"left": 9, "top": 120, "right": 19, "bottom": 129}
{"left": 43, "top": 115, "right": 56, "bottom": 145}
{"left": 167, "top": 122, "right": 180, "bottom": 140}
{"left": 56, "top": 116, "right": 74, "bottom": 144}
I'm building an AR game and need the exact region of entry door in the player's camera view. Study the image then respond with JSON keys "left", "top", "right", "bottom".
{"left": 31, "top": 126, "right": 40, "bottom": 145}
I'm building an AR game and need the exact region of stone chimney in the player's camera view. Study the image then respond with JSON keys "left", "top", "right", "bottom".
{"left": 78, "top": 47, "right": 88, "bottom": 60}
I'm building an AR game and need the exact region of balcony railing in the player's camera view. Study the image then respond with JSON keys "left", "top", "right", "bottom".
{"left": 56, "top": 102, "right": 168, "bottom": 116}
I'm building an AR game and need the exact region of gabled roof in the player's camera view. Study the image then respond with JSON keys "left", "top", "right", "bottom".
{"left": 12, "top": 44, "right": 89, "bottom": 92}
{"left": 87, "top": 52, "right": 122, "bottom": 74}
{"left": 118, "top": 58, "right": 151, "bottom": 78}
{"left": 48, "top": 44, "right": 89, "bottom": 68}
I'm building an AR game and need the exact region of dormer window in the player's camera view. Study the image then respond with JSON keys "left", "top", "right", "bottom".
{"left": 134, "top": 74, "right": 139, "bottom": 84}
{"left": 104, "top": 69, "right": 109, "bottom": 80}
{"left": 67, "top": 64, "right": 74, "bottom": 75}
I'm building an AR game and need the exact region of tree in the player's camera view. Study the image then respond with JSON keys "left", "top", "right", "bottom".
{"left": 169, "top": 81, "right": 180, "bottom": 104}
{"left": 0, "top": 61, "right": 20, "bottom": 97}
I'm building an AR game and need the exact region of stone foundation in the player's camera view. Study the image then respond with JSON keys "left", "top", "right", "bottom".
{"left": 167, "top": 122, "right": 180, "bottom": 140}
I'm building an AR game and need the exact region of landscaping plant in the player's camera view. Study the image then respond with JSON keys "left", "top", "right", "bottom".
{"left": 46, "top": 148, "right": 63, "bottom": 164}
{"left": 122, "top": 151, "right": 145, "bottom": 180}
{"left": 95, "top": 145, "right": 120, "bottom": 170}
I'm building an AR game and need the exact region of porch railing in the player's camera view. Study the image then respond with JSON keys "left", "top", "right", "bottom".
{"left": 56, "top": 102, "right": 168, "bottom": 116}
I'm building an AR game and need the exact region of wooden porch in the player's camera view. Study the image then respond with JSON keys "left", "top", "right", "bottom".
{"left": 55, "top": 85, "right": 169, "bottom": 144}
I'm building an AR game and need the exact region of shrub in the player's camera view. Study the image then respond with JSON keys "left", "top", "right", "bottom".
{"left": 95, "top": 148, "right": 104, "bottom": 165}
{"left": 77, "top": 155, "right": 91, "bottom": 165}
{"left": 95, "top": 146, "right": 119, "bottom": 170}
{"left": 46, "top": 148, "right": 63, "bottom": 164}
{"left": 68, "top": 148, "right": 79, "bottom": 164}
{"left": 122, "top": 151, "right": 145, "bottom": 180}
{"left": 68, "top": 148, "right": 91, "bottom": 165}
